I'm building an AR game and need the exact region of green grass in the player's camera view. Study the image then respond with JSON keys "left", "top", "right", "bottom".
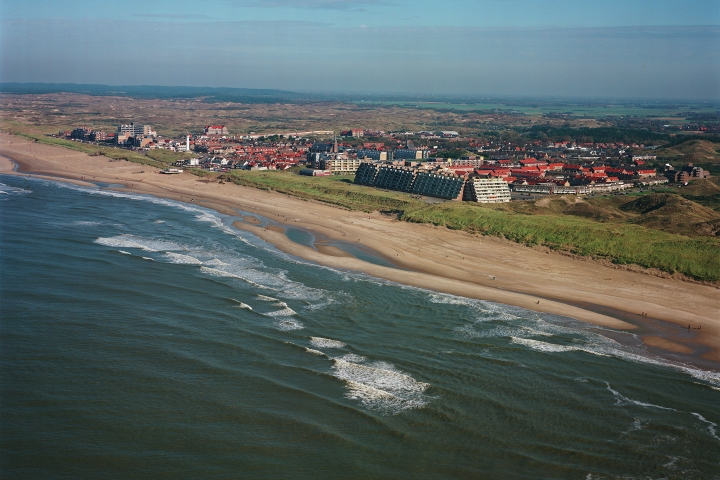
{"left": 218, "top": 170, "right": 720, "bottom": 282}
{"left": 400, "top": 203, "right": 720, "bottom": 282}
{"left": 224, "top": 170, "right": 423, "bottom": 212}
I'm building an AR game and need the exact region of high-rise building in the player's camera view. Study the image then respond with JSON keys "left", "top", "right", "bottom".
{"left": 464, "top": 178, "right": 511, "bottom": 203}
{"left": 117, "top": 122, "right": 146, "bottom": 137}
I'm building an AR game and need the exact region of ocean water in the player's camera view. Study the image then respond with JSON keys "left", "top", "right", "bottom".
{"left": 1, "top": 175, "right": 718, "bottom": 479}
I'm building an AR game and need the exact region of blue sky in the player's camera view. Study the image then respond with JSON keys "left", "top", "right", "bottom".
{"left": 1, "top": 0, "right": 719, "bottom": 98}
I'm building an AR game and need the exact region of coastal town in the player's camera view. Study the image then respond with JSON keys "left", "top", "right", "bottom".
{"left": 57, "top": 122, "right": 710, "bottom": 203}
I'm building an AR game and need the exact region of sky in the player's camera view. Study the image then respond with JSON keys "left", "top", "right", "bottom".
{"left": 1, "top": 0, "right": 719, "bottom": 99}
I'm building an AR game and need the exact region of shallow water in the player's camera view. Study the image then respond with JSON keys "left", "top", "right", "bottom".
{"left": 1, "top": 175, "right": 718, "bottom": 479}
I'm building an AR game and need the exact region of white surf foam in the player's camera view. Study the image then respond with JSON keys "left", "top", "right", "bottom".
{"left": 330, "top": 358, "right": 430, "bottom": 415}
{"left": 199, "top": 266, "right": 272, "bottom": 289}
{"left": 230, "top": 299, "right": 253, "bottom": 310}
{"left": 204, "top": 258, "right": 229, "bottom": 267}
{"left": 95, "top": 234, "right": 183, "bottom": 252}
{"left": 511, "top": 337, "right": 584, "bottom": 353}
{"left": 605, "top": 382, "right": 677, "bottom": 411}
{"left": 142, "top": 257, "right": 154, "bottom": 261}
{"left": 310, "top": 337, "right": 346, "bottom": 349}
{"left": 275, "top": 319, "right": 304, "bottom": 331}
{"left": 73, "top": 220, "right": 101, "bottom": 226}
{"left": 428, "top": 293, "right": 521, "bottom": 321}
{"left": 164, "top": 252, "right": 203, "bottom": 265}
{"left": 691, "top": 412, "right": 719, "bottom": 440}
{"left": 119, "top": 250, "right": 131, "bottom": 255}
{"left": 336, "top": 353, "right": 366, "bottom": 363}
{"left": 305, "top": 347, "right": 326, "bottom": 356}
{"left": 257, "top": 295, "right": 278, "bottom": 302}
{"left": 0, "top": 183, "right": 31, "bottom": 195}
{"left": 200, "top": 266, "right": 243, "bottom": 279}
{"left": 265, "top": 306, "right": 297, "bottom": 317}
{"left": 503, "top": 320, "right": 720, "bottom": 389}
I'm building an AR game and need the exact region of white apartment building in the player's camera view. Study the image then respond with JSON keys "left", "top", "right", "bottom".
{"left": 464, "top": 178, "right": 511, "bottom": 203}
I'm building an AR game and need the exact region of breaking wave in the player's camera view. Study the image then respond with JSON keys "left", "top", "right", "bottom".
{"left": 164, "top": 252, "right": 203, "bottom": 265}
{"left": 330, "top": 358, "right": 430, "bottom": 415}
{"left": 310, "top": 337, "right": 346, "bottom": 349}
{"left": 95, "top": 234, "right": 183, "bottom": 252}
{"left": 275, "top": 319, "right": 304, "bottom": 331}
{"left": 0, "top": 182, "right": 31, "bottom": 195}
{"left": 691, "top": 413, "right": 719, "bottom": 440}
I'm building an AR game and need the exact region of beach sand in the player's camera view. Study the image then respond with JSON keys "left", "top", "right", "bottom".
{"left": 2, "top": 134, "right": 718, "bottom": 364}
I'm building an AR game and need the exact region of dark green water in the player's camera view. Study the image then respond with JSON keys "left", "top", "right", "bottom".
{"left": 1, "top": 175, "right": 718, "bottom": 479}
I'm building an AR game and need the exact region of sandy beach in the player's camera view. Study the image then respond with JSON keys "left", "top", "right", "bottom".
{"left": 2, "top": 134, "right": 718, "bottom": 365}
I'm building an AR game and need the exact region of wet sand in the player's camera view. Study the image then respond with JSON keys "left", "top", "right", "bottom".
{"left": 1, "top": 134, "right": 718, "bottom": 364}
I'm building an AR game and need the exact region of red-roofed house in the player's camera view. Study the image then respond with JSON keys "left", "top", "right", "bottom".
{"left": 205, "top": 125, "right": 229, "bottom": 135}
{"left": 519, "top": 158, "right": 545, "bottom": 167}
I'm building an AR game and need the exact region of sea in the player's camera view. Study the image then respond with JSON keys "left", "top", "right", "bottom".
{"left": 1, "top": 174, "right": 718, "bottom": 479}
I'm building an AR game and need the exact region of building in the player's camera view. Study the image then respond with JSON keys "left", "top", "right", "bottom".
{"left": 374, "top": 165, "right": 417, "bottom": 193}
{"left": 205, "top": 125, "right": 229, "bottom": 135}
{"left": 412, "top": 171, "right": 465, "bottom": 200}
{"left": 354, "top": 162, "right": 381, "bottom": 186}
{"left": 90, "top": 131, "right": 107, "bottom": 141}
{"left": 464, "top": 178, "right": 511, "bottom": 203}
{"left": 393, "top": 149, "right": 426, "bottom": 160}
{"left": 300, "top": 168, "right": 331, "bottom": 176}
{"left": 665, "top": 163, "right": 712, "bottom": 183}
{"left": 71, "top": 127, "right": 91, "bottom": 139}
{"left": 357, "top": 149, "right": 388, "bottom": 161}
{"left": 450, "top": 157, "right": 485, "bottom": 168}
{"left": 117, "top": 123, "right": 155, "bottom": 139}
{"left": 319, "top": 157, "right": 362, "bottom": 175}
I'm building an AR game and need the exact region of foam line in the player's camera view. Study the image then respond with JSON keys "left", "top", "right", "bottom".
{"left": 230, "top": 299, "right": 253, "bottom": 310}
{"left": 305, "top": 347, "right": 326, "bottom": 356}
{"left": 691, "top": 413, "right": 719, "bottom": 440}
{"left": 605, "top": 383, "right": 677, "bottom": 411}
{"left": 257, "top": 295, "right": 279, "bottom": 302}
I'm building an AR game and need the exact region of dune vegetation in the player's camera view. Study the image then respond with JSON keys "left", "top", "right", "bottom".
{"left": 217, "top": 170, "right": 720, "bottom": 282}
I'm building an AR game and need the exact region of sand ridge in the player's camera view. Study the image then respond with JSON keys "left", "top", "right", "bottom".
{"left": 1, "top": 134, "right": 718, "bottom": 364}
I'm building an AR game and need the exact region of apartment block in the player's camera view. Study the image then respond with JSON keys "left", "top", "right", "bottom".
{"left": 354, "top": 162, "right": 381, "bottom": 186}
{"left": 464, "top": 178, "right": 511, "bottom": 203}
{"left": 411, "top": 171, "right": 465, "bottom": 200}
{"left": 374, "top": 165, "right": 417, "bottom": 192}
{"left": 319, "top": 157, "right": 362, "bottom": 175}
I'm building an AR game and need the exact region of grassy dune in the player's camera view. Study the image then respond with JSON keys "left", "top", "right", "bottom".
{"left": 222, "top": 170, "right": 720, "bottom": 282}
{"left": 224, "top": 170, "right": 422, "bottom": 212}
{"left": 401, "top": 202, "right": 720, "bottom": 282}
